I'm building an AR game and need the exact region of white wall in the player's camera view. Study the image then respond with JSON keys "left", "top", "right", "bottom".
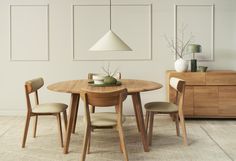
{"left": 0, "top": 0, "right": 235, "bottom": 115}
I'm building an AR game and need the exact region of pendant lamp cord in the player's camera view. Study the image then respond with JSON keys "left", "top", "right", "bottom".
{"left": 110, "top": 0, "right": 112, "bottom": 30}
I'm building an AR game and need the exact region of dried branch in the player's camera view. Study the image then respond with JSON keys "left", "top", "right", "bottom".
{"left": 101, "top": 63, "right": 119, "bottom": 77}
{"left": 111, "top": 68, "right": 118, "bottom": 77}
{"left": 102, "top": 66, "right": 109, "bottom": 76}
{"left": 164, "top": 35, "right": 182, "bottom": 58}
{"left": 164, "top": 25, "right": 194, "bottom": 59}
{"left": 180, "top": 35, "right": 194, "bottom": 55}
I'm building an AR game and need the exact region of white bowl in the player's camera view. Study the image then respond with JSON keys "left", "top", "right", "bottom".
{"left": 92, "top": 74, "right": 105, "bottom": 84}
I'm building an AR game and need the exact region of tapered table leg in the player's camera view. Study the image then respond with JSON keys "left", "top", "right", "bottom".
{"left": 132, "top": 92, "right": 149, "bottom": 152}
{"left": 131, "top": 94, "right": 141, "bottom": 132}
{"left": 63, "top": 93, "right": 80, "bottom": 154}
{"left": 72, "top": 96, "right": 80, "bottom": 133}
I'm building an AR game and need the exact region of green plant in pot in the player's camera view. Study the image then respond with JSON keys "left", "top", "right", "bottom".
{"left": 102, "top": 64, "right": 118, "bottom": 85}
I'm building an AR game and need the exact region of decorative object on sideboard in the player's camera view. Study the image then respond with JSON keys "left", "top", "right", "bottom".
{"left": 174, "top": 58, "right": 189, "bottom": 73}
{"left": 164, "top": 25, "right": 193, "bottom": 72}
{"left": 187, "top": 44, "right": 202, "bottom": 72}
{"left": 89, "top": 0, "right": 132, "bottom": 51}
{"left": 198, "top": 66, "right": 208, "bottom": 72}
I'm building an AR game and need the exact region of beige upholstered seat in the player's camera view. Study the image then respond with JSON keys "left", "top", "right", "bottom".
{"left": 144, "top": 77, "right": 188, "bottom": 146}
{"left": 90, "top": 112, "right": 125, "bottom": 127}
{"left": 80, "top": 88, "right": 129, "bottom": 161}
{"left": 32, "top": 103, "right": 67, "bottom": 114}
{"left": 22, "top": 77, "right": 68, "bottom": 148}
{"left": 145, "top": 102, "right": 178, "bottom": 113}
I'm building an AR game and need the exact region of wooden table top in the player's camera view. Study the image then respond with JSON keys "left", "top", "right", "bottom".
{"left": 47, "top": 79, "right": 162, "bottom": 94}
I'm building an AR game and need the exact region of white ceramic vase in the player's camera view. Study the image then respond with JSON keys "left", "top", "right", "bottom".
{"left": 174, "top": 58, "right": 188, "bottom": 72}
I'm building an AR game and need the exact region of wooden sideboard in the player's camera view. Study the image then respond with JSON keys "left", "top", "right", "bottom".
{"left": 167, "top": 70, "right": 236, "bottom": 118}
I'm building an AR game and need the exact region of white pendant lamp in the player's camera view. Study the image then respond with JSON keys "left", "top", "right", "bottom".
{"left": 89, "top": 0, "right": 132, "bottom": 51}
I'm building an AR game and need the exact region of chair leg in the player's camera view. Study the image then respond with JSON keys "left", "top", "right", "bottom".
{"left": 89, "top": 105, "right": 95, "bottom": 134}
{"left": 33, "top": 115, "right": 38, "bottom": 138}
{"left": 117, "top": 124, "right": 129, "bottom": 161}
{"left": 145, "top": 111, "right": 150, "bottom": 132}
{"left": 148, "top": 112, "right": 154, "bottom": 146}
{"left": 119, "top": 141, "right": 123, "bottom": 153}
{"left": 170, "top": 113, "right": 175, "bottom": 121}
{"left": 81, "top": 125, "right": 91, "bottom": 161}
{"left": 63, "top": 110, "right": 68, "bottom": 130}
{"left": 57, "top": 114, "right": 64, "bottom": 147}
{"left": 89, "top": 106, "right": 96, "bottom": 132}
{"left": 22, "top": 113, "right": 31, "bottom": 148}
{"left": 178, "top": 111, "right": 188, "bottom": 145}
{"left": 89, "top": 106, "right": 95, "bottom": 113}
{"left": 175, "top": 113, "right": 180, "bottom": 136}
{"left": 116, "top": 127, "right": 123, "bottom": 153}
{"left": 87, "top": 128, "right": 91, "bottom": 154}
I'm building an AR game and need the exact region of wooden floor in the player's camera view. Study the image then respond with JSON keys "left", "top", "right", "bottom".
{"left": 0, "top": 115, "right": 235, "bottom": 161}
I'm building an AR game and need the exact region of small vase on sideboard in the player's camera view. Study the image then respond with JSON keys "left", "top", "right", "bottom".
{"left": 174, "top": 58, "right": 188, "bottom": 72}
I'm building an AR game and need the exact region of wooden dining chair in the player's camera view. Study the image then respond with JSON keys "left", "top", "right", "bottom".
{"left": 144, "top": 77, "right": 188, "bottom": 146}
{"left": 87, "top": 72, "right": 122, "bottom": 113}
{"left": 72, "top": 72, "right": 122, "bottom": 134}
{"left": 22, "top": 77, "right": 68, "bottom": 148}
{"left": 80, "top": 88, "right": 129, "bottom": 161}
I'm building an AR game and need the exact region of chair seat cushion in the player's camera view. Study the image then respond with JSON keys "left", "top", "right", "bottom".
{"left": 90, "top": 112, "right": 125, "bottom": 127}
{"left": 32, "top": 103, "right": 68, "bottom": 114}
{"left": 144, "top": 102, "right": 178, "bottom": 113}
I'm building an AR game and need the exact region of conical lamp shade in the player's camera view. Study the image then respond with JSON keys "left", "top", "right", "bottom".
{"left": 89, "top": 30, "right": 132, "bottom": 51}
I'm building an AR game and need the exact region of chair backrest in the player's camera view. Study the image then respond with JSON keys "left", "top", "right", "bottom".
{"left": 24, "top": 78, "right": 44, "bottom": 112}
{"left": 25, "top": 78, "right": 44, "bottom": 94}
{"left": 81, "top": 88, "right": 128, "bottom": 125}
{"left": 169, "top": 77, "right": 186, "bottom": 111}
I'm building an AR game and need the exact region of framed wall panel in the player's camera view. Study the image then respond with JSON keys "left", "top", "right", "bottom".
{"left": 73, "top": 4, "right": 152, "bottom": 61}
{"left": 175, "top": 4, "right": 214, "bottom": 61}
{"left": 10, "top": 5, "right": 49, "bottom": 61}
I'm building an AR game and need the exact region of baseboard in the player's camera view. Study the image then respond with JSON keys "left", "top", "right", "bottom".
{"left": 0, "top": 109, "right": 26, "bottom": 116}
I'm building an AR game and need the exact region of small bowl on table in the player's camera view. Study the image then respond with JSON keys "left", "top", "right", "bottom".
{"left": 198, "top": 66, "right": 208, "bottom": 72}
{"left": 92, "top": 74, "right": 105, "bottom": 85}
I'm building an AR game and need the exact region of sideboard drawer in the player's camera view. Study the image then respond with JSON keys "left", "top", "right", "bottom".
{"left": 219, "top": 86, "right": 236, "bottom": 116}
{"left": 194, "top": 86, "right": 218, "bottom": 116}
{"left": 168, "top": 72, "right": 205, "bottom": 85}
{"left": 206, "top": 72, "right": 236, "bottom": 85}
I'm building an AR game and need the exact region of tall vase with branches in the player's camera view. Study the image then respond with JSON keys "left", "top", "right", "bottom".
{"left": 164, "top": 25, "right": 194, "bottom": 72}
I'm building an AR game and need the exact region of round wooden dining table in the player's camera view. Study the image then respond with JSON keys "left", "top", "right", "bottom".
{"left": 47, "top": 79, "right": 162, "bottom": 154}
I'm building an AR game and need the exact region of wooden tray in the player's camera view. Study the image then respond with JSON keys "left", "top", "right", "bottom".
{"left": 88, "top": 80, "right": 122, "bottom": 87}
